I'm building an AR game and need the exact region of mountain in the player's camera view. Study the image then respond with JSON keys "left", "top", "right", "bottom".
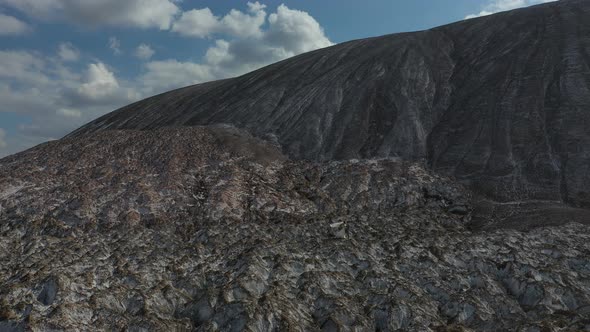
{"left": 2, "top": 1, "right": 590, "bottom": 331}
{"left": 71, "top": 0, "right": 590, "bottom": 209}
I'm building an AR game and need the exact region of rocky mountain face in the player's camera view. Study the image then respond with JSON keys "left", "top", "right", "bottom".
{"left": 2, "top": 127, "right": 590, "bottom": 331}
{"left": 2, "top": 0, "right": 590, "bottom": 331}
{"left": 70, "top": 0, "right": 590, "bottom": 210}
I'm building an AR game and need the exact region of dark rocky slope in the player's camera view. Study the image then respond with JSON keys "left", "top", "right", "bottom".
{"left": 70, "top": 0, "right": 590, "bottom": 209}
{"left": 2, "top": 1, "right": 590, "bottom": 331}
{"left": 2, "top": 127, "right": 590, "bottom": 331}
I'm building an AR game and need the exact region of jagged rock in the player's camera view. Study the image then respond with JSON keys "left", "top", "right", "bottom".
{"left": 0, "top": 126, "right": 589, "bottom": 330}
{"left": 0, "top": 321, "right": 25, "bottom": 332}
{"left": 448, "top": 205, "right": 469, "bottom": 215}
{"left": 37, "top": 277, "right": 58, "bottom": 306}
{"left": 1, "top": 1, "right": 590, "bottom": 331}
{"left": 329, "top": 222, "right": 347, "bottom": 239}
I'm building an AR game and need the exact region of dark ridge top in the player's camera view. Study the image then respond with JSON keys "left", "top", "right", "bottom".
{"left": 70, "top": 0, "right": 590, "bottom": 207}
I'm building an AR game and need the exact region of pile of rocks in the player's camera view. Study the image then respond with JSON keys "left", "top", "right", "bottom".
{"left": 1, "top": 126, "right": 589, "bottom": 331}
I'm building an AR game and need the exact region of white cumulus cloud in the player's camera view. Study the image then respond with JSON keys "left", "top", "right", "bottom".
{"left": 171, "top": 8, "right": 220, "bottom": 38}
{"left": 135, "top": 43, "right": 155, "bottom": 60}
{"left": 266, "top": 5, "right": 333, "bottom": 55}
{"left": 0, "top": 50, "right": 141, "bottom": 157}
{"left": 143, "top": 3, "right": 333, "bottom": 94}
{"left": 0, "top": 13, "right": 31, "bottom": 35}
{"left": 172, "top": 2, "right": 267, "bottom": 38}
{"left": 141, "top": 60, "right": 214, "bottom": 92}
{"left": 0, "top": 50, "right": 48, "bottom": 85}
{"left": 66, "top": 62, "right": 140, "bottom": 106}
{"left": 56, "top": 108, "right": 81, "bottom": 118}
{"left": 0, "top": 0, "right": 179, "bottom": 29}
{"left": 58, "top": 42, "right": 79, "bottom": 62}
{"left": 77, "top": 63, "right": 119, "bottom": 101}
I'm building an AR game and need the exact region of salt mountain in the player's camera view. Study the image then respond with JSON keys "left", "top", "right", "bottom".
{"left": 1, "top": 0, "right": 590, "bottom": 331}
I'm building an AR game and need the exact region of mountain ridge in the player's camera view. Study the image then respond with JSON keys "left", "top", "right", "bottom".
{"left": 67, "top": 0, "right": 590, "bottom": 209}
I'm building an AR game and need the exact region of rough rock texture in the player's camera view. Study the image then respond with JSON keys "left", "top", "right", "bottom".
{"left": 2, "top": 126, "right": 590, "bottom": 331}
{"left": 70, "top": 0, "right": 590, "bottom": 210}
{"left": 2, "top": 1, "right": 590, "bottom": 331}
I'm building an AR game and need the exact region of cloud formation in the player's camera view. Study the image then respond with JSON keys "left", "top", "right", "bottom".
{"left": 74, "top": 63, "right": 131, "bottom": 103}
{"left": 141, "top": 60, "right": 213, "bottom": 92}
{"left": 465, "top": 0, "right": 558, "bottom": 18}
{"left": 0, "top": 0, "right": 180, "bottom": 29}
{"left": 58, "top": 42, "right": 79, "bottom": 62}
{"left": 0, "top": 2, "right": 333, "bottom": 157}
{"left": 143, "top": 3, "right": 333, "bottom": 93}
{"left": 0, "top": 50, "right": 47, "bottom": 85}
{"left": 172, "top": 2, "right": 266, "bottom": 38}
{"left": 135, "top": 44, "right": 155, "bottom": 60}
{"left": 0, "top": 13, "right": 31, "bottom": 35}
{"left": 56, "top": 108, "right": 81, "bottom": 118}
{"left": 0, "top": 49, "right": 140, "bottom": 157}
{"left": 109, "top": 37, "right": 122, "bottom": 55}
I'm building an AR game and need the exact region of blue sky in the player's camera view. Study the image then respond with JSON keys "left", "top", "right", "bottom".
{"left": 0, "top": 0, "right": 557, "bottom": 157}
